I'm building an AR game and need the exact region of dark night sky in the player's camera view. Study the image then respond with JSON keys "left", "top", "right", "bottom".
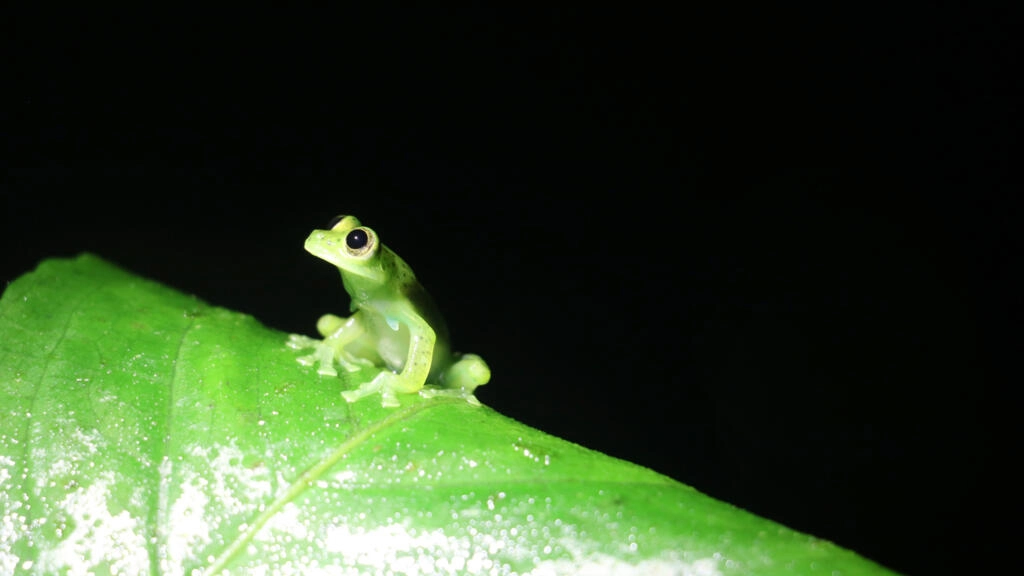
{"left": 4, "top": 6, "right": 1017, "bottom": 574}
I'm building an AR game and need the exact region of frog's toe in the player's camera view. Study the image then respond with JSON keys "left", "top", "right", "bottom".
{"left": 341, "top": 379, "right": 382, "bottom": 404}
{"left": 293, "top": 339, "right": 340, "bottom": 377}
{"left": 420, "top": 386, "right": 482, "bottom": 406}
{"left": 286, "top": 333, "right": 319, "bottom": 350}
{"left": 295, "top": 353, "right": 338, "bottom": 376}
{"left": 341, "top": 371, "right": 406, "bottom": 407}
{"left": 316, "top": 362, "right": 338, "bottom": 377}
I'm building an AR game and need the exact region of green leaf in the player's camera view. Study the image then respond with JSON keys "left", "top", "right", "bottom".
{"left": 0, "top": 254, "right": 898, "bottom": 575}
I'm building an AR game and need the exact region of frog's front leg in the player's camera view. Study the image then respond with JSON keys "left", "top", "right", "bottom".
{"left": 287, "top": 312, "right": 373, "bottom": 376}
{"left": 341, "top": 370, "right": 401, "bottom": 407}
{"left": 391, "top": 315, "right": 436, "bottom": 393}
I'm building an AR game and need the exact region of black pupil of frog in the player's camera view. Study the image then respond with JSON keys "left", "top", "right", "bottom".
{"left": 346, "top": 229, "right": 370, "bottom": 250}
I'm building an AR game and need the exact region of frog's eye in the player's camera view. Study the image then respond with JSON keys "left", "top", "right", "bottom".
{"left": 327, "top": 214, "right": 348, "bottom": 229}
{"left": 346, "top": 229, "right": 369, "bottom": 250}
{"left": 344, "top": 227, "right": 376, "bottom": 257}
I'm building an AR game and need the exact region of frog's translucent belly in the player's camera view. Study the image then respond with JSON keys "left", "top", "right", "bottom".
{"left": 355, "top": 313, "right": 449, "bottom": 382}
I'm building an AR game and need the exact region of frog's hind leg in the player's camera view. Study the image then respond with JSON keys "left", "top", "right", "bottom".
{"left": 420, "top": 354, "right": 491, "bottom": 405}
{"left": 444, "top": 354, "right": 490, "bottom": 391}
{"left": 316, "top": 313, "right": 347, "bottom": 337}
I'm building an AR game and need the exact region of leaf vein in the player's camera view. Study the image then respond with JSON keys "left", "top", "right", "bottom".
{"left": 204, "top": 396, "right": 464, "bottom": 574}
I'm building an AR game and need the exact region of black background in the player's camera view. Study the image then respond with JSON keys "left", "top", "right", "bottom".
{"left": 4, "top": 6, "right": 1017, "bottom": 575}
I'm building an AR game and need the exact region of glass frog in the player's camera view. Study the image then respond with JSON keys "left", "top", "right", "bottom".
{"left": 288, "top": 215, "right": 490, "bottom": 407}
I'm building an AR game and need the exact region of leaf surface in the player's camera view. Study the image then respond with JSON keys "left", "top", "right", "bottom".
{"left": 0, "top": 254, "right": 897, "bottom": 575}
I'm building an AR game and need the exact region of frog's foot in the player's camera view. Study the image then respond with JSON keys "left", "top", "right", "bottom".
{"left": 419, "top": 385, "right": 482, "bottom": 406}
{"left": 298, "top": 346, "right": 339, "bottom": 377}
{"left": 341, "top": 371, "right": 401, "bottom": 408}
{"left": 288, "top": 334, "right": 377, "bottom": 377}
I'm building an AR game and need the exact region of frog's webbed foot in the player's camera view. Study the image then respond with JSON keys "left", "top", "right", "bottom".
{"left": 342, "top": 370, "right": 401, "bottom": 408}
{"left": 289, "top": 334, "right": 339, "bottom": 377}
{"left": 287, "top": 333, "right": 371, "bottom": 377}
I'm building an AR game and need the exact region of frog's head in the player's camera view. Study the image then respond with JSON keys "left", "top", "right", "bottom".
{"left": 305, "top": 214, "right": 387, "bottom": 285}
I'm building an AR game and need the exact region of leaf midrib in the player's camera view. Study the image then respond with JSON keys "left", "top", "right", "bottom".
{"left": 202, "top": 395, "right": 465, "bottom": 574}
